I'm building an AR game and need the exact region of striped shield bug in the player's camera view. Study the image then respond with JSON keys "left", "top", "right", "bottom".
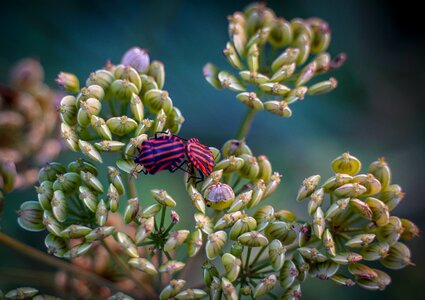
{"left": 134, "top": 133, "right": 186, "bottom": 175}
{"left": 185, "top": 138, "right": 214, "bottom": 181}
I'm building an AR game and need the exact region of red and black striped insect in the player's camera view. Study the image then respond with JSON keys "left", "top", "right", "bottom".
{"left": 185, "top": 138, "right": 214, "bottom": 181}
{"left": 135, "top": 133, "right": 186, "bottom": 175}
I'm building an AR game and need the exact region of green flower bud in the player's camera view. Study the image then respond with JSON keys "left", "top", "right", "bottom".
{"left": 135, "top": 216, "right": 154, "bottom": 243}
{"left": 78, "top": 98, "right": 102, "bottom": 126}
{"left": 356, "top": 268, "right": 391, "bottom": 291}
{"left": 188, "top": 185, "right": 205, "bottom": 213}
{"left": 400, "top": 219, "right": 420, "bottom": 240}
{"left": 313, "top": 261, "right": 340, "bottom": 280}
{"left": 295, "top": 61, "right": 317, "bottom": 86}
{"left": 80, "top": 171, "right": 103, "bottom": 194}
{"left": 84, "top": 226, "right": 115, "bottom": 242}
{"left": 43, "top": 211, "right": 63, "bottom": 236}
{"left": 107, "top": 183, "right": 119, "bottom": 212}
{"left": 214, "top": 211, "right": 243, "bottom": 230}
{"left": 210, "top": 276, "right": 222, "bottom": 300}
{"left": 260, "top": 82, "right": 291, "bottom": 96}
{"left": 56, "top": 72, "right": 80, "bottom": 93}
{"left": 37, "top": 181, "right": 53, "bottom": 210}
{"left": 111, "top": 79, "right": 139, "bottom": 102}
{"left": 345, "top": 234, "right": 376, "bottom": 248}
{"left": 236, "top": 92, "right": 264, "bottom": 111}
{"left": 95, "top": 199, "right": 107, "bottom": 226}
{"left": 203, "top": 63, "right": 221, "bottom": 90}
{"left": 218, "top": 71, "right": 245, "bottom": 92}
{"left": 115, "top": 231, "right": 139, "bottom": 258}
{"left": 269, "top": 17, "right": 292, "bottom": 47}
{"left": 325, "top": 197, "right": 350, "bottom": 219}
{"left": 269, "top": 239, "right": 286, "bottom": 271}
{"left": 307, "top": 187, "right": 324, "bottom": 215}
{"left": 121, "top": 47, "right": 150, "bottom": 73}
{"left": 78, "top": 140, "right": 103, "bottom": 163}
{"left": 322, "top": 173, "right": 352, "bottom": 192}
{"left": 128, "top": 93, "right": 144, "bottom": 122}
{"left": 148, "top": 60, "right": 165, "bottom": 89}
{"left": 297, "top": 175, "right": 321, "bottom": 201}
{"left": 379, "top": 184, "right": 404, "bottom": 211}
{"left": 128, "top": 258, "right": 157, "bottom": 275}
{"left": 203, "top": 182, "right": 235, "bottom": 210}
{"left": 238, "top": 231, "right": 268, "bottom": 247}
{"left": 202, "top": 261, "right": 219, "bottom": 287}
{"left": 38, "top": 162, "right": 66, "bottom": 183}
{"left": 253, "top": 205, "right": 275, "bottom": 230}
{"left": 222, "top": 253, "right": 241, "bottom": 282}
{"left": 279, "top": 260, "right": 298, "bottom": 289}
{"left": 227, "top": 190, "right": 252, "bottom": 212}
{"left": 294, "top": 32, "right": 311, "bottom": 65}
{"left": 361, "top": 242, "right": 390, "bottom": 261}
{"left": 247, "top": 43, "right": 259, "bottom": 72}
{"left": 175, "top": 289, "right": 206, "bottom": 300}
{"left": 164, "top": 230, "right": 190, "bottom": 252}
{"left": 51, "top": 190, "right": 67, "bottom": 223}
{"left": 281, "top": 284, "right": 302, "bottom": 300}
{"left": 160, "top": 279, "right": 186, "bottom": 300}
{"left": 79, "top": 185, "right": 98, "bottom": 213}
{"left": 5, "top": 287, "right": 39, "bottom": 299}
{"left": 348, "top": 263, "right": 378, "bottom": 280}
{"left": 331, "top": 152, "right": 362, "bottom": 176}
{"left": 330, "top": 274, "right": 356, "bottom": 287}
{"left": 63, "top": 242, "right": 93, "bottom": 259}
{"left": 271, "top": 48, "right": 299, "bottom": 72}
{"left": 68, "top": 159, "right": 98, "bottom": 176}
{"left": 151, "top": 189, "right": 176, "bottom": 207}
{"left": 153, "top": 108, "right": 167, "bottom": 132}
{"left": 229, "top": 216, "right": 257, "bottom": 240}
{"left": 238, "top": 154, "right": 260, "bottom": 179}
{"left": 334, "top": 183, "right": 367, "bottom": 198}
{"left": 313, "top": 207, "right": 325, "bottom": 239}
{"left": 274, "top": 210, "right": 296, "bottom": 223}
{"left": 194, "top": 212, "right": 213, "bottom": 235}
{"left": 106, "top": 116, "right": 138, "bottom": 136}
{"left": 253, "top": 274, "right": 277, "bottom": 298}
{"left": 364, "top": 197, "right": 390, "bottom": 227}
{"left": 264, "top": 100, "right": 292, "bottom": 117}
{"left": 298, "top": 247, "right": 328, "bottom": 263}
{"left": 291, "top": 18, "right": 313, "bottom": 41}
{"left": 124, "top": 198, "right": 140, "bottom": 224}
{"left": 309, "top": 18, "right": 331, "bottom": 52}
{"left": 159, "top": 260, "right": 185, "bottom": 274}
{"left": 377, "top": 216, "right": 402, "bottom": 246}
{"left": 247, "top": 179, "right": 266, "bottom": 208}
{"left": 53, "top": 172, "right": 81, "bottom": 195}
{"left": 298, "top": 223, "right": 312, "bottom": 247}
{"left": 165, "top": 106, "right": 185, "bottom": 134}
{"left": 45, "top": 233, "right": 67, "bottom": 257}
{"left": 380, "top": 242, "right": 414, "bottom": 270}
{"left": 229, "top": 17, "right": 247, "bottom": 57}
{"left": 86, "top": 70, "right": 114, "bottom": 90}
{"left": 59, "top": 95, "right": 78, "bottom": 126}
{"left": 141, "top": 203, "right": 162, "bottom": 218}
{"left": 206, "top": 231, "right": 227, "bottom": 260}
{"left": 215, "top": 156, "right": 244, "bottom": 173}
{"left": 61, "top": 224, "right": 91, "bottom": 239}
{"left": 368, "top": 157, "right": 391, "bottom": 189}
{"left": 283, "top": 86, "right": 308, "bottom": 105}
{"left": 187, "top": 229, "right": 203, "bottom": 257}
{"left": 90, "top": 115, "right": 112, "bottom": 140}
{"left": 77, "top": 85, "right": 105, "bottom": 104}
{"left": 349, "top": 198, "right": 373, "bottom": 220}
{"left": 221, "top": 277, "right": 238, "bottom": 300}
{"left": 239, "top": 70, "right": 269, "bottom": 84}
{"left": 223, "top": 42, "right": 243, "bottom": 69}
{"left": 323, "top": 229, "right": 336, "bottom": 256}
{"left": 114, "top": 65, "right": 142, "bottom": 90}
{"left": 144, "top": 89, "right": 173, "bottom": 114}
{"left": 17, "top": 201, "right": 44, "bottom": 232}
{"left": 307, "top": 77, "right": 338, "bottom": 95}
{"left": 330, "top": 252, "right": 362, "bottom": 264}
{"left": 108, "top": 166, "right": 125, "bottom": 195}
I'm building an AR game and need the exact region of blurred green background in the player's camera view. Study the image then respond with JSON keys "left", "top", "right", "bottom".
{"left": 1, "top": 0, "right": 424, "bottom": 299}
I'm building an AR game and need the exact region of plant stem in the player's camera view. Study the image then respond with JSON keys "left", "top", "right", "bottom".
{"left": 107, "top": 98, "right": 118, "bottom": 116}
{"left": 0, "top": 232, "right": 126, "bottom": 296}
{"left": 250, "top": 261, "right": 269, "bottom": 273}
{"left": 158, "top": 250, "right": 163, "bottom": 288}
{"left": 236, "top": 108, "right": 256, "bottom": 140}
{"left": 249, "top": 246, "right": 266, "bottom": 268}
{"left": 245, "top": 247, "right": 252, "bottom": 269}
{"left": 159, "top": 206, "right": 167, "bottom": 231}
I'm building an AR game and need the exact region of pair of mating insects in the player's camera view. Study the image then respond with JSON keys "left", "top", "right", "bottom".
{"left": 134, "top": 131, "right": 214, "bottom": 182}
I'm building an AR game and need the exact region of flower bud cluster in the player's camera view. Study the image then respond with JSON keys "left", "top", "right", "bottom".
{"left": 57, "top": 47, "right": 184, "bottom": 165}
{"left": 0, "top": 58, "right": 61, "bottom": 189}
{"left": 204, "top": 2, "right": 345, "bottom": 118}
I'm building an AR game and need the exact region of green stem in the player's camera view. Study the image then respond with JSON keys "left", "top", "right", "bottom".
{"left": 121, "top": 101, "right": 127, "bottom": 116}
{"left": 158, "top": 250, "right": 163, "bottom": 288}
{"left": 236, "top": 108, "right": 256, "bottom": 140}
{"left": 249, "top": 246, "right": 267, "bottom": 268}
{"left": 107, "top": 98, "right": 118, "bottom": 116}
{"left": 164, "top": 251, "right": 172, "bottom": 260}
{"left": 136, "top": 241, "right": 155, "bottom": 247}
{"left": 245, "top": 247, "right": 252, "bottom": 269}
{"left": 159, "top": 206, "right": 167, "bottom": 231}
{"left": 0, "top": 232, "right": 127, "bottom": 296}
{"left": 162, "top": 222, "right": 175, "bottom": 237}
{"left": 250, "top": 261, "right": 269, "bottom": 273}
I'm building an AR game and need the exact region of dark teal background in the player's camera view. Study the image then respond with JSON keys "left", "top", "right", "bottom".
{"left": 1, "top": 0, "right": 424, "bottom": 299}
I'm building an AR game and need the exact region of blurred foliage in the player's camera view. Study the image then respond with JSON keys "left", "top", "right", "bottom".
{"left": 0, "top": 0, "right": 424, "bottom": 299}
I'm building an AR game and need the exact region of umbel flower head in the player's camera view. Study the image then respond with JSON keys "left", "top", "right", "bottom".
{"left": 0, "top": 58, "right": 62, "bottom": 189}
{"left": 204, "top": 2, "right": 345, "bottom": 118}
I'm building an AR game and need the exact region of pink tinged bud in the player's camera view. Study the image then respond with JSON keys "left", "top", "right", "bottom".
{"left": 121, "top": 47, "right": 150, "bottom": 73}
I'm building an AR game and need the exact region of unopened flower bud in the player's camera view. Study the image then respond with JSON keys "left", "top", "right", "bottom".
{"left": 253, "top": 274, "right": 277, "bottom": 298}
{"left": 264, "top": 100, "right": 292, "bottom": 117}
{"left": 206, "top": 231, "right": 227, "bottom": 260}
{"left": 121, "top": 47, "right": 150, "bottom": 73}
{"left": 236, "top": 92, "right": 264, "bottom": 111}
{"left": 56, "top": 72, "right": 80, "bottom": 93}
{"left": 218, "top": 71, "right": 245, "bottom": 92}
{"left": 203, "top": 182, "right": 235, "bottom": 210}
{"left": 17, "top": 201, "right": 44, "bottom": 232}
{"left": 128, "top": 258, "right": 158, "bottom": 276}
{"left": 160, "top": 279, "right": 186, "bottom": 300}
{"left": 332, "top": 152, "right": 362, "bottom": 176}
{"left": 159, "top": 260, "right": 185, "bottom": 274}
{"left": 148, "top": 60, "right": 165, "bottom": 89}
{"left": 187, "top": 229, "right": 203, "bottom": 257}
